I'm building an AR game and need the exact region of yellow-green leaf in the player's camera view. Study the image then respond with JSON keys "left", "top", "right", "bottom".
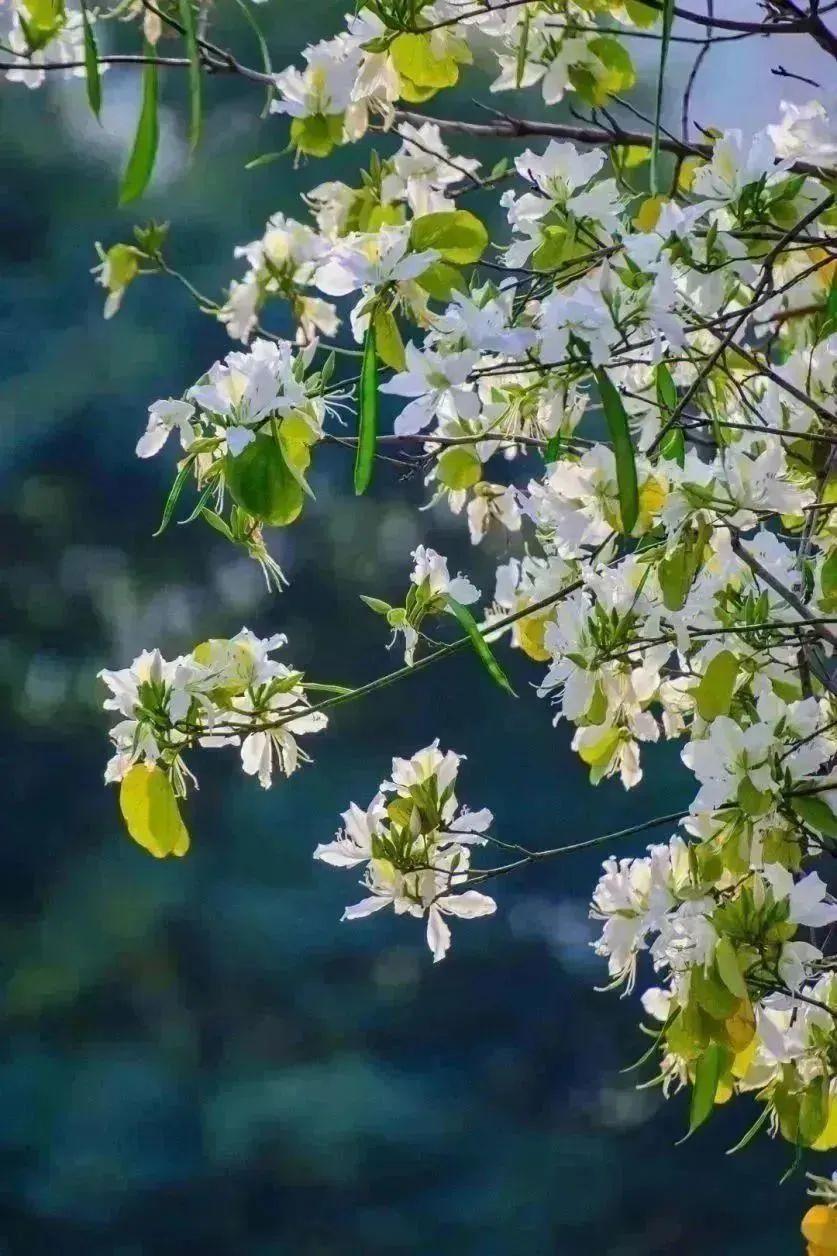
{"left": 80, "top": 0, "right": 101, "bottom": 120}
{"left": 684, "top": 1043, "right": 727, "bottom": 1140}
{"left": 715, "top": 936, "right": 747, "bottom": 999}
{"left": 373, "top": 305, "right": 405, "bottom": 371}
{"left": 410, "top": 210, "right": 488, "bottom": 265}
{"left": 436, "top": 445, "right": 481, "bottom": 490}
{"left": 178, "top": 0, "right": 202, "bottom": 151}
{"left": 354, "top": 321, "right": 378, "bottom": 496}
{"left": 415, "top": 259, "right": 467, "bottom": 301}
{"left": 596, "top": 368, "right": 638, "bottom": 534}
{"left": 695, "top": 650, "right": 738, "bottom": 721}
{"left": 119, "top": 763, "right": 190, "bottom": 858}
{"left": 119, "top": 51, "right": 159, "bottom": 205}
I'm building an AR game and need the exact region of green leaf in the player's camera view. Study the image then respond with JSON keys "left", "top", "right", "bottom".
{"left": 80, "top": 0, "right": 101, "bottom": 120}
{"left": 587, "top": 35, "right": 636, "bottom": 103}
{"left": 245, "top": 151, "right": 285, "bottom": 170}
{"left": 415, "top": 259, "right": 467, "bottom": 301}
{"left": 821, "top": 549, "right": 837, "bottom": 602}
{"left": 595, "top": 369, "right": 638, "bottom": 534}
{"left": 224, "top": 434, "right": 305, "bottom": 526}
{"left": 650, "top": 0, "right": 674, "bottom": 193}
{"left": 655, "top": 361, "right": 678, "bottom": 413}
{"left": 446, "top": 596, "right": 516, "bottom": 698}
{"left": 409, "top": 210, "right": 488, "bottom": 265}
{"left": 683, "top": 1043, "right": 726, "bottom": 1140}
{"left": 290, "top": 114, "right": 343, "bottom": 158}
{"left": 659, "top": 427, "right": 685, "bottom": 467}
{"left": 790, "top": 793, "right": 837, "bottom": 840}
{"left": 515, "top": 6, "right": 530, "bottom": 88}
{"left": 373, "top": 305, "right": 405, "bottom": 371}
{"left": 695, "top": 650, "right": 738, "bottom": 721}
{"left": 715, "top": 936, "right": 747, "bottom": 1000}
{"left": 543, "top": 433, "right": 562, "bottom": 464}
{"left": 360, "top": 595, "right": 393, "bottom": 616}
{"left": 177, "top": 0, "right": 202, "bottom": 151}
{"left": 153, "top": 458, "right": 194, "bottom": 537}
{"left": 726, "top": 1104, "right": 770, "bottom": 1155}
{"left": 119, "top": 52, "right": 159, "bottom": 205}
{"left": 230, "top": 0, "right": 275, "bottom": 117}
{"left": 658, "top": 543, "right": 691, "bottom": 611}
{"left": 199, "top": 507, "right": 235, "bottom": 542}
{"left": 119, "top": 763, "right": 190, "bottom": 858}
{"left": 354, "top": 321, "right": 378, "bottom": 496}
{"left": 691, "top": 964, "right": 738, "bottom": 1021}
{"left": 800, "top": 1076, "right": 830, "bottom": 1146}
{"left": 389, "top": 31, "right": 461, "bottom": 90}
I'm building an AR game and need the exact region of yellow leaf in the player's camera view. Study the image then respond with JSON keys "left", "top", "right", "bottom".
{"left": 724, "top": 998, "right": 756, "bottom": 1053}
{"left": 633, "top": 195, "right": 667, "bottom": 233}
{"left": 677, "top": 157, "right": 703, "bottom": 192}
{"left": 730, "top": 1032, "right": 759, "bottom": 1079}
{"left": 812, "top": 1097, "right": 837, "bottom": 1151}
{"left": 516, "top": 613, "right": 552, "bottom": 663}
{"left": 119, "top": 763, "right": 190, "bottom": 858}
{"left": 802, "top": 1205, "right": 837, "bottom": 1247}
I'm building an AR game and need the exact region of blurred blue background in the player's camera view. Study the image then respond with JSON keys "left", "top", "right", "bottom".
{"left": 2, "top": 2, "right": 833, "bottom": 1250}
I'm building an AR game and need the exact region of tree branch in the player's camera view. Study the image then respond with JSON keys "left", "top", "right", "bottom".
{"left": 392, "top": 108, "right": 835, "bottom": 180}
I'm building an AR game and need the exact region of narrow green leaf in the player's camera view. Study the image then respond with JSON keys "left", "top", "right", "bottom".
{"left": 302, "top": 681, "right": 354, "bottom": 696}
{"left": 446, "top": 596, "right": 517, "bottom": 698}
{"left": 596, "top": 368, "right": 638, "bottom": 534}
{"left": 176, "top": 480, "right": 215, "bottom": 526}
{"left": 681, "top": 1042, "right": 726, "bottom": 1141}
{"left": 230, "top": 0, "right": 274, "bottom": 117}
{"left": 199, "top": 507, "right": 235, "bottom": 542}
{"left": 119, "top": 51, "right": 159, "bottom": 205}
{"left": 153, "top": 459, "right": 194, "bottom": 537}
{"left": 177, "top": 0, "right": 202, "bottom": 152}
{"left": 354, "top": 322, "right": 378, "bottom": 496}
{"left": 725, "top": 1104, "right": 770, "bottom": 1155}
{"left": 543, "top": 433, "right": 562, "bottom": 464}
{"left": 650, "top": 0, "right": 674, "bottom": 194}
{"left": 655, "top": 361, "right": 678, "bottom": 413}
{"left": 515, "top": 7, "right": 530, "bottom": 89}
{"left": 80, "top": 0, "right": 101, "bottom": 120}
{"left": 245, "top": 151, "right": 285, "bottom": 170}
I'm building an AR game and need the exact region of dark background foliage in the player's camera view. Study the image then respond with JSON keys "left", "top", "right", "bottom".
{"left": 1, "top": 3, "right": 828, "bottom": 1250}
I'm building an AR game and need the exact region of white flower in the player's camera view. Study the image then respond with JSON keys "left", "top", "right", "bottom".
{"left": 764, "top": 865, "right": 837, "bottom": 929}
{"left": 136, "top": 399, "right": 196, "bottom": 459}
{"left": 410, "top": 545, "right": 480, "bottom": 605}
{"left": 683, "top": 715, "right": 775, "bottom": 813}
{"left": 768, "top": 96, "right": 837, "bottom": 165}
{"left": 380, "top": 344, "right": 479, "bottom": 435}
{"left": 188, "top": 338, "right": 308, "bottom": 454}
{"left": 691, "top": 128, "right": 788, "bottom": 203}
{"left": 313, "top": 225, "right": 437, "bottom": 297}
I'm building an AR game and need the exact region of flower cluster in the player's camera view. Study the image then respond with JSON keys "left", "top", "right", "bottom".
{"left": 58, "top": 0, "right": 837, "bottom": 1217}
{"left": 100, "top": 628, "right": 327, "bottom": 855}
{"left": 314, "top": 742, "right": 496, "bottom": 961}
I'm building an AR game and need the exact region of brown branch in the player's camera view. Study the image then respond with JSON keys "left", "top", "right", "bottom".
{"left": 392, "top": 108, "right": 835, "bottom": 180}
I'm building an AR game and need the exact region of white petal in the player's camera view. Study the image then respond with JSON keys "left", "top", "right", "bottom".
{"left": 226, "top": 426, "right": 256, "bottom": 457}
{"left": 342, "top": 895, "right": 391, "bottom": 920}
{"left": 436, "top": 890, "right": 497, "bottom": 919}
{"left": 426, "top": 906, "right": 451, "bottom": 962}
